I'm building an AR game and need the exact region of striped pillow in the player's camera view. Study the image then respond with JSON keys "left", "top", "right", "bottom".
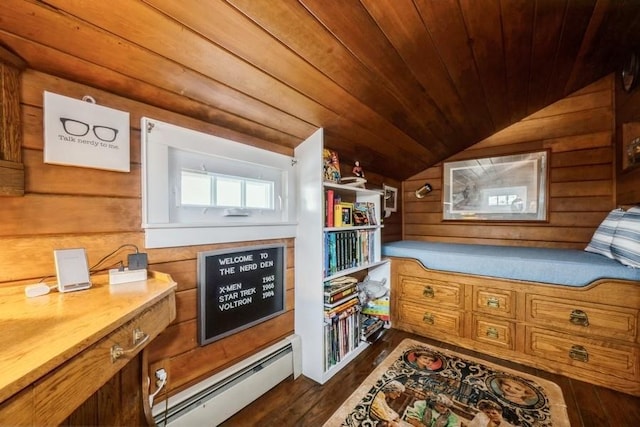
{"left": 611, "top": 206, "right": 640, "bottom": 268}
{"left": 585, "top": 208, "right": 624, "bottom": 259}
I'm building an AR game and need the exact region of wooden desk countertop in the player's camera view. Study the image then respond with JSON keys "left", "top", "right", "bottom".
{"left": 0, "top": 271, "right": 177, "bottom": 405}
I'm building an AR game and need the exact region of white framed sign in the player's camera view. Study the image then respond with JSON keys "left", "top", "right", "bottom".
{"left": 43, "top": 91, "right": 130, "bottom": 172}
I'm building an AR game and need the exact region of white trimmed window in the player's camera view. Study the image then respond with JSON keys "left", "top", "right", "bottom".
{"left": 141, "top": 117, "right": 297, "bottom": 248}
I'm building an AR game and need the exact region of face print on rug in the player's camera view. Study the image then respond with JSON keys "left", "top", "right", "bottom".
{"left": 488, "top": 374, "right": 542, "bottom": 408}
{"left": 403, "top": 349, "right": 445, "bottom": 372}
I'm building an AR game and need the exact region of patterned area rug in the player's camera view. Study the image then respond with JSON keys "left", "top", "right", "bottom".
{"left": 324, "top": 339, "right": 569, "bottom": 427}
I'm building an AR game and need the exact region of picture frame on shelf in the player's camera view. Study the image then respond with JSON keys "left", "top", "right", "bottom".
{"left": 340, "top": 202, "right": 354, "bottom": 226}
{"left": 383, "top": 184, "right": 398, "bottom": 213}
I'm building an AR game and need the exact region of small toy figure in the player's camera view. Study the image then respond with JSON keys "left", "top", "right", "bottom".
{"left": 352, "top": 160, "right": 365, "bottom": 177}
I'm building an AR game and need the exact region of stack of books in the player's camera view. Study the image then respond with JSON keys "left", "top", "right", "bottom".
{"left": 323, "top": 276, "right": 359, "bottom": 316}
{"left": 361, "top": 315, "right": 386, "bottom": 342}
{"left": 323, "top": 276, "right": 361, "bottom": 369}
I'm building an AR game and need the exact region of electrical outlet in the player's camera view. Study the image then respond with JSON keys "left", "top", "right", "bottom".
{"left": 155, "top": 368, "right": 167, "bottom": 388}
{"left": 149, "top": 359, "right": 170, "bottom": 394}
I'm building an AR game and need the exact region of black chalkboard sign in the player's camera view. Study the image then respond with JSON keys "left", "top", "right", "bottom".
{"left": 197, "top": 244, "right": 286, "bottom": 345}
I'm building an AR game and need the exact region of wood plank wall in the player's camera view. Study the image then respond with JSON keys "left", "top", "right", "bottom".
{"left": 2, "top": 70, "right": 299, "bottom": 423}
{"left": 4, "top": 69, "right": 401, "bottom": 423}
{"left": 403, "top": 75, "right": 616, "bottom": 249}
{"left": 615, "top": 73, "right": 640, "bottom": 205}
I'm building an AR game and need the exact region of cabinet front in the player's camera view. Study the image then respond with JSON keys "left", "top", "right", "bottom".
{"left": 33, "top": 295, "right": 173, "bottom": 425}
{"left": 526, "top": 295, "right": 638, "bottom": 342}
{"left": 471, "top": 314, "right": 515, "bottom": 350}
{"left": 397, "top": 300, "right": 463, "bottom": 337}
{"left": 525, "top": 327, "right": 639, "bottom": 381}
{"left": 397, "top": 275, "right": 463, "bottom": 308}
{"left": 473, "top": 286, "right": 516, "bottom": 319}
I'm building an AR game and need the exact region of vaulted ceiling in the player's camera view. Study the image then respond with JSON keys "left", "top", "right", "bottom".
{"left": 1, "top": 0, "right": 639, "bottom": 180}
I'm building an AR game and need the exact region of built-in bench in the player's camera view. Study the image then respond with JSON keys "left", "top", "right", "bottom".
{"left": 383, "top": 239, "right": 640, "bottom": 396}
{"left": 383, "top": 240, "right": 640, "bottom": 286}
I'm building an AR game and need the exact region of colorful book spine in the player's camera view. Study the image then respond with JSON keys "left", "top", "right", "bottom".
{"left": 324, "top": 296, "right": 359, "bottom": 318}
{"left": 326, "top": 189, "right": 334, "bottom": 227}
{"left": 324, "top": 285, "right": 358, "bottom": 304}
{"left": 324, "top": 290, "right": 358, "bottom": 307}
{"left": 333, "top": 204, "right": 343, "bottom": 227}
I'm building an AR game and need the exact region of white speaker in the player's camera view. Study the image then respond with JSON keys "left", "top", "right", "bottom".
{"left": 54, "top": 248, "right": 92, "bottom": 293}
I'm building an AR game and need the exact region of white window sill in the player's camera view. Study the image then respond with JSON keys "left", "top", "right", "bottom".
{"left": 143, "top": 223, "right": 297, "bottom": 248}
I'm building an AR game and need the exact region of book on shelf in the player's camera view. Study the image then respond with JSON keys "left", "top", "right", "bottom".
{"left": 324, "top": 276, "right": 358, "bottom": 303}
{"left": 324, "top": 305, "right": 360, "bottom": 369}
{"left": 353, "top": 202, "right": 370, "bottom": 226}
{"left": 361, "top": 315, "right": 385, "bottom": 340}
{"left": 326, "top": 189, "right": 335, "bottom": 227}
{"left": 333, "top": 204, "right": 343, "bottom": 227}
{"left": 324, "top": 292, "right": 358, "bottom": 309}
{"left": 324, "top": 275, "right": 358, "bottom": 292}
{"left": 324, "top": 295, "right": 360, "bottom": 318}
{"left": 324, "top": 229, "right": 374, "bottom": 275}
{"left": 362, "top": 326, "right": 386, "bottom": 343}
{"left": 366, "top": 202, "right": 377, "bottom": 226}
{"left": 361, "top": 296, "right": 390, "bottom": 321}
{"left": 324, "top": 285, "right": 358, "bottom": 304}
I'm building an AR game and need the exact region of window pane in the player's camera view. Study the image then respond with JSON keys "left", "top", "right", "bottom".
{"left": 246, "top": 180, "right": 274, "bottom": 209}
{"left": 181, "top": 171, "right": 211, "bottom": 206}
{"left": 216, "top": 177, "right": 242, "bottom": 207}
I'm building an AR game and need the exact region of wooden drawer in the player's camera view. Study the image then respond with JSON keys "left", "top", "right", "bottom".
{"left": 0, "top": 387, "right": 34, "bottom": 426}
{"left": 526, "top": 295, "right": 638, "bottom": 342}
{"left": 397, "top": 275, "right": 463, "bottom": 308}
{"left": 397, "top": 300, "right": 463, "bottom": 337}
{"left": 471, "top": 314, "right": 515, "bottom": 350}
{"left": 33, "top": 294, "right": 174, "bottom": 425}
{"left": 525, "top": 326, "right": 639, "bottom": 382}
{"left": 473, "top": 286, "right": 516, "bottom": 319}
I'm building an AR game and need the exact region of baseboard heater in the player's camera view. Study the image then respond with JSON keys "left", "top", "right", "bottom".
{"left": 152, "top": 334, "right": 302, "bottom": 426}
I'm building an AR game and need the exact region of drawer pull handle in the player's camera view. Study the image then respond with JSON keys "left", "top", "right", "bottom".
{"left": 110, "top": 330, "right": 150, "bottom": 363}
{"left": 486, "top": 327, "right": 499, "bottom": 339}
{"left": 423, "top": 313, "right": 434, "bottom": 324}
{"left": 423, "top": 286, "right": 435, "bottom": 298}
{"left": 486, "top": 297, "right": 500, "bottom": 308}
{"left": 569, "top": 345, "right": 589, "bottom": 363}
{"left": 569, "top": 309, "right": 589, "bottom": 326}
{"left": 132, "top": 327, "right": 147, "bottom": 344}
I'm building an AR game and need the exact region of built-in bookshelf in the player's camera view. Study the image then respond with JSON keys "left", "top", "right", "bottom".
{"left": 294, "top": 128, "right": 390, "bottom": 384}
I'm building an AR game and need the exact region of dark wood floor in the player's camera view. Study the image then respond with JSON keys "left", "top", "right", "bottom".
{"left": 222, "top": 329, "right": 640, "bottom": 427}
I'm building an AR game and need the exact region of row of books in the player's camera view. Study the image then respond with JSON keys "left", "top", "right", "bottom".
{"left": 323, "top": 305, "right": 361, "bottom": 370}
{"left": 324, "top": 229, "right": 374, "bottom": 276}
{"left": 323, "top": 277, "right": 389, "bottom": 367}
{"left": 325, "top": 189, "right": 377, "bottom": 228}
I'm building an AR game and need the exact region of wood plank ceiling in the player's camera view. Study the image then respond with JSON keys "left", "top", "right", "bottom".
{"left": 0, "top": 0, "right": 639, "bottom": 181}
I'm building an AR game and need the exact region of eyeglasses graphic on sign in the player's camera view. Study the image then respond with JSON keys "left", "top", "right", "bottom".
{"left": 60, "top": 118, "right": 119, "bottom": 143}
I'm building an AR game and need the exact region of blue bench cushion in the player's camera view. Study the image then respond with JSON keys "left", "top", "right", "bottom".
{"left": 382, "top": 240, "right": 640, "bottom": 287}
